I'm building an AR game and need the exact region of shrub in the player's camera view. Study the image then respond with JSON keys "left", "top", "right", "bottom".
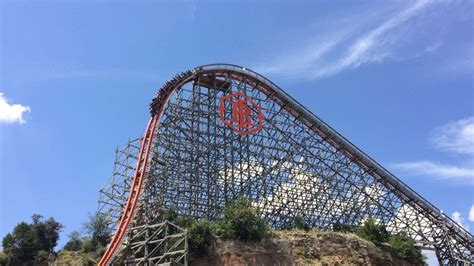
{"left": 187, "top": 220, "right": 214, "bottom": 255}
{"left": 34, "top": 250, "right": 51, "bottom": 265}
{"left": 218, "top": 197, "right": 270, "bottom": 241}
{"left": 81, "top": 238, "right": 96, "bottom": 253}
{"left": 161, "top": 208, "right": 195, "bottom": 228}
{"left": 79, "top": 252, "right": 96, "bottom": 266}
{"left": 389, "top": 233, "right": 424, "bottom": 264}
{"left": 63, "top": 231, "right": 83, "bottom": 251}
{"left": 332, "top": 222, "right": 356, "bottom": 233}
{"left": 354, "top": 219, "right": 389, "bottom": 245}
{"left": 291, "top": 217, "right": 310, "bottom": 231}
{"left": 93, "top": 244, "right": 107, "bottom": 259}
{"left": 162, "top": 208, "right": 179, "bottom": 222}
{"left": 0, "top": 252, "right": 9, "bottom": 266}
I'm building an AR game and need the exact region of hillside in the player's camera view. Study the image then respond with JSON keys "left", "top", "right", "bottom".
{"left": 48, "top": 230, "right": 424, "bottom": 265}
{"left": 190, "top": 230, "right": 423, "bottom": 266}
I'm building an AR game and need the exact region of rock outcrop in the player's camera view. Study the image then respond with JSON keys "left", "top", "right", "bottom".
{"left": 190, "top": 230, "right": 422, "bottom": 266}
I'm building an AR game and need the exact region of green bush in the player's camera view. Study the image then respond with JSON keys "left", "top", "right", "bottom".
{"left": 187, "top": 220, "right": 214, "bottom": 255}
{"left": 2, "top": 215, "right": 62, "bottom": 265}
{"left": 389, "top": 233, "right": 424, "bottom": 264}
{"left": 81, "top": 238, "right": 96, "bottom": 253}
{"left": 63, "top": 231, "right": 83, "bottom": 251}
{"left": 332, "top": 222, "right": 356, "bottom": 233}
{"left": 354, "top": 219, "right": 389, "bottom": 245}
{"left": 161, "top": 208, "right": 195, "bottom": 228}
{"left": 34, "top": 250, "right": 50, "bottom": 265}
{"left": 162, "top": 208, "right": 179, "bottom": 222}
{"left": 291, "top": 217, "right": 310, "bottom": 231}
{"left": 185, "top": 197, "right": 272, "bottom": 255}
{"left": 93, "top": 244, "right": 107, "bottom": 259}
{"left": 0, "top": 252, "right": 9, "bottom": 266}
{"left": 79, "top": 252, "right": 96, "bottom": 266}
{"left": 218, "top": 197, "right": 270, "bottom": 241}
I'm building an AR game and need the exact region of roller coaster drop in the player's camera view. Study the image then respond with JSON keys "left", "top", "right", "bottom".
{"left": 97, "top": 64, "right": 473, "bottom": 265}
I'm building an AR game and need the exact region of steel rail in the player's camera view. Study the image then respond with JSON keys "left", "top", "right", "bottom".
{"left": 99, "top": 73, "right": 196, "bottom": 265}
{"left": 98, "top": 116, "right": 156, "bottom": 265}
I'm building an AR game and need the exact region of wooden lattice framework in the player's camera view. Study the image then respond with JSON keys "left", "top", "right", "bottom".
{"left": 98, "top": 64, "right": 473, "bottom": 265}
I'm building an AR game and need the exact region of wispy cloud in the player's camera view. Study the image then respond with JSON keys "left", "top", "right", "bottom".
{"left": 393, "top": 161, "right": 474, "bottom": 185}
{"left": 256, "top": 0, "right": 442, "bottom": 79}
{"left": 392, "top": 117, "right": 474, "bottom": 186}
{"left": 430, "top": 117, "right": 474, "bottom": 155}
{"left": 452, "top": 211, "right": 469, "bottom": 230}
{"left": 0, "top": 93, "right": 30, "bottom": 124}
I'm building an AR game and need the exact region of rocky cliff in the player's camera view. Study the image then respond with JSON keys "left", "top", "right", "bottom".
{"left": 190, "top": 230, "right": 422, "bottom": 266}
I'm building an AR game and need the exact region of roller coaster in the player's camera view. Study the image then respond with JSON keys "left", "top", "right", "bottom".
{"left": 97, "top": 64, "right": 473, "bottom": 265}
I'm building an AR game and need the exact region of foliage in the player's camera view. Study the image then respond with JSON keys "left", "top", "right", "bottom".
{"left": 83, "top": 212, "right": 112, "bottom": 248}
{"left": 354, "top": 219, "right": 389, "bottom": 245}
{"left": 187, "top": 220, "right": 214, "bottom": 255}
{"left": 53, "top": 213, "right": 110, "bottom": 263}
{"left": 81, "top": 238, "right": 96, "bottom": 253}
{"left": 31, "top": 214, "right": 63, "bottom": 253}
{"left": 80, "top": 253, "right": 96, "bottom": 266}
{"left": 332, "top": 222, "right": 356, "bottom": 233}
{"left": 93, "top": 244, "right": 107, "bottom": 259}
{"left": 182, "top": 198, "right": 271, "bottom": 255}
{"left": 2, "top": 215, "right": 62, "bottom": 265}
{"left": 291, "top": 217, "right": 310, "bottom": 231}
{"left": 0, "top": 251, "right": 8, "bottom": 266}
{"left": 217, "top": 197, "right": 270, "bottom": 241}
{"left": 295, "top": 246, "right": 318, "bottom": 260}
{"left": 389, "top": 233, "right": 424, "bottom": 264}
{"left": 34, "top": 250, "right": 51, "bottom": 265}
{"left": 162, "top": 208, "right": 179, "bottom": 222}
{"left": 330, "top": 220, "right": 424, "bottom": 264}
{"left": 161, "top": 208, "right": 194, "bottom": 228}
{"left": 63, "top": 231, "right": 83, "bottom": 251}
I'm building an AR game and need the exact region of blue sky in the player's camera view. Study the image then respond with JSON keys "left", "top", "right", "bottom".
{"left": 0, "top": 0, "right": 472, "bottom": 263}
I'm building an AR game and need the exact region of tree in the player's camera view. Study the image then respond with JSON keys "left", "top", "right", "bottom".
{"left": 63, "top": 231, "right": 83, "bottom": 251}
{"left": 0, "top": 251, "right": 8, "bottom": 265}
{"left": 31, "top": 214, "right": 63, "bottom": 253}
{"left": 218, "top": 197, "right": 270, "bottom": 241}
{"left": 187, "top": 220, "right": 214, "bottom": 255}
{"left": 2, "top": 215, "right": 62, "bottom": 265}
{"left": 2, "top": 222, "right": 37, "bottom": 264}
{"left": 354, "top": 219, "right": 389, "bottom": 245}
{"left": 388, "top": 233, "right": 424, "bottom": 264}
{"left": 83, "top": 213, "right": 112, "bottom": 248}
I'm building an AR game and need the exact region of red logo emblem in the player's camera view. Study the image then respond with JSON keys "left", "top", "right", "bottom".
{"left": 219, "top": 92, "right": 263, "bottom": 136}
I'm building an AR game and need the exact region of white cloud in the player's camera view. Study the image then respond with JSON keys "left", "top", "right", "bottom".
{"left": 392, "top": 161, "right": 474, "bottom": 185}
{"left": 422, "top": 250, "right": 438, "bottom": 266}
{"left": 469, "top": 205, "right": 474, "bottom": 222}
{"left": 315, "top": 0, "right": 432, "bottom": 78}
{"left": 430, "top": 117, "right": 474, "bottom": 155}
{"left": 0, "top": 93, "right": 30, "bottom": 124}
{"left": 393, "top": 117, "right": 474, "bottom": 185}
{"left": 451, "top": 211, "right": 469, "bottom": 230}
{"left": 256, "top": 0, "right": 437, "bottom": 79}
